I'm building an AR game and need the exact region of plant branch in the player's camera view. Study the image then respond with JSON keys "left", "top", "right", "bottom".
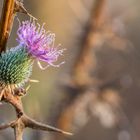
{"left": 13, "top": 119, "right": 25, "bottom": 140}
{"left": 24, "top": 116, "right": 73, "bottom": 135}
{"left": 72, "top": 0, "right": 106, "bottom": 86}
{"left": 1, "top": 88, "right": 72, "bottom": 140}
{"left": 0, "top": 122, "right": 13, "bottom": 130}
{"left": 3, "top": 89, "right": 24, "bottom": 117}
{"left": 0, "top": 0, "right": 15, "bottom": 52}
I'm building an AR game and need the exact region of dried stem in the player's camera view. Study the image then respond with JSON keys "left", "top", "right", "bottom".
{"left": 0, "top": 0, "right": 72, "bottom": 140}
{"left": 25, "top": 116, "right": 73, "bottom": 135}
{"left": 0, "top": 0, "right": 17, "bottom": 52}
{"left": 13, "top": 120, "right": 25, "bottom": 140}
{"left": 72, "top": 0, "right": 106, "bottom": 86}
{"left": 0, "top": 122, "right": 13, "bottom": 130}
{"left": 2, "top": 89, "right": 73, "bottom": 139}
{"left": 3, "top": 89, "right": 24, "bottom": 117}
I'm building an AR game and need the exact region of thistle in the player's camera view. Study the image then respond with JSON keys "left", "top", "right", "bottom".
{"left": 0, "top": 20, "right": 65, "bottom": 91}
{"left": 0, "top": 45, "right": 32, "bottom": 87}
{"left": 0, "top": 1, "right": 73, "bottom": 139}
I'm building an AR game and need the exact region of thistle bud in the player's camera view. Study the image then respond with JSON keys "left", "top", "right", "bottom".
{"left": 0, "top": 45, "right": 32, "bottom": 86}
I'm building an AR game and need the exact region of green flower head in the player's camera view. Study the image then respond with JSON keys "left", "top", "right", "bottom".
{"left": 0, "top": 45, "right": 32, "bottom": 86}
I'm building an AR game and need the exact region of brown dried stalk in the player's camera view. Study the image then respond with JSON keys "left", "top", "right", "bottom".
{"left": 0, "top": 1, "right": 72, "bottom": 140}
{"left": 72, "top": 0, "right": 106, "bottom": 86}
{"left": 0, "top": 0, "right": 15, "bottom": 52}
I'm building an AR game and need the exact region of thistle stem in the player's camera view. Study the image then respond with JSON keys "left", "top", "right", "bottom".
{"left": 0, "top": 0, "right": 15, "bottom": 52}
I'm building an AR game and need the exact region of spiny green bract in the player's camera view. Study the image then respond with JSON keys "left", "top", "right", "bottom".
{"left": 0, "top": 45, "right": 33, "bottom": 86}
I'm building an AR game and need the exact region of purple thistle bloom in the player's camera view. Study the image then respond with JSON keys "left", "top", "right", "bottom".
{"left": 17, "top": 20, "right": 65, "bottom": 69}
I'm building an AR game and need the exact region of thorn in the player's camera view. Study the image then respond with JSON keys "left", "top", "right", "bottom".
{"left": 26, "top": 85, "right": 31, "bottom": 91}
{"left": 29, "top": 79, "right": 40, "bottom": 83}
{"left": 61, "top": 131, "right": 73, "bottom": 136}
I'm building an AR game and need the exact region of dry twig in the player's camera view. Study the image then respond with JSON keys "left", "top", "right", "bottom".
{"left": 72, "top": 0, "right": 106, "bottom": 86}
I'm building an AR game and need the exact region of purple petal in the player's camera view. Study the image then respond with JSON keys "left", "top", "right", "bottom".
{"left": 17, "top": 20, "right": 65, "bottom": 68}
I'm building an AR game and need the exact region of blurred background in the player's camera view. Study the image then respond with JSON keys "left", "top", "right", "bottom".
{"left": 0, "top": 0, "right": 140, "bottom": 140}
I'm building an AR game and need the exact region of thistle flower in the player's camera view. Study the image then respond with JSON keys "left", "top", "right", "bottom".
{"left": 0, "top": 45, "right": 32, "bottom": 87}
{"left": 17, "top": 20, "right": 65, "bottom": 69}
{"left": 0, "top": 20, "right": 65, "bottom": 91}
